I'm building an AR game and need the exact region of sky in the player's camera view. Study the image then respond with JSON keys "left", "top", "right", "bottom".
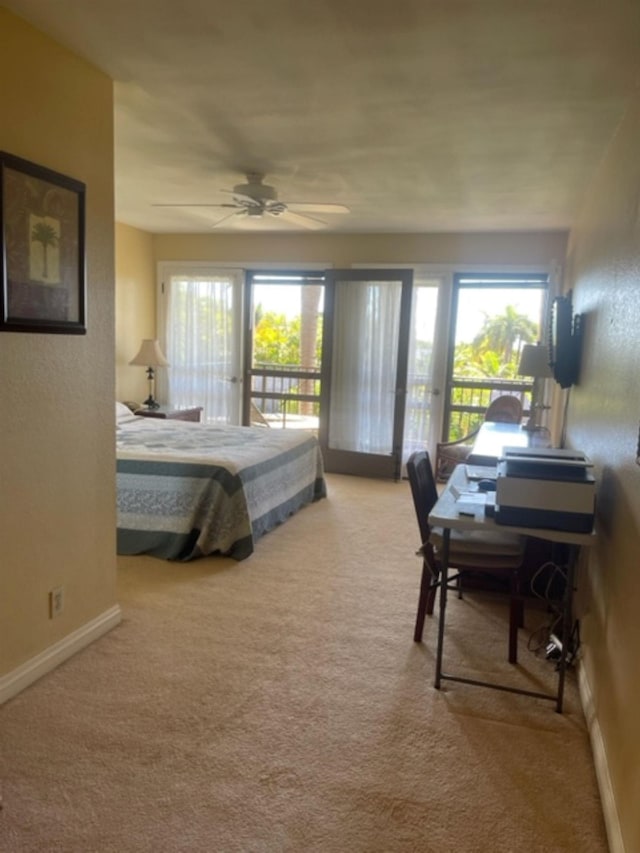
{"left": 455, "top": 288, "right": 545, "bottom": 343}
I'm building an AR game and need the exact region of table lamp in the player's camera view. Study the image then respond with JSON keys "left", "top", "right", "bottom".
{"left": 518, "top": 343, "right": 552, "bottom": 430}
{"left": 129, "top": 339, "right": 169, "bottom": 409}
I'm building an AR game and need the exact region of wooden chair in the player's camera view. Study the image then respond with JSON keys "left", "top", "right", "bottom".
{"left": 407, "top": 450, "right": 526, "bottom": 663}
{"left": 435, "top": 394, "right": 523, "bottom": 481}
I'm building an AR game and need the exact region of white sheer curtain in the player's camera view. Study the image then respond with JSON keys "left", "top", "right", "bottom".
{"left": 161, "top": 269, "right": 242, "bottom": 424}
{"left": 329, "top": 279, "right": 401, "bottom": 453}
{"left": 402, "top": 278, "right": 441, "bottom": 461}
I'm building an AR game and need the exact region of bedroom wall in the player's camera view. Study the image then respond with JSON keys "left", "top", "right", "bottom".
{"left": 562, "top": 91, "right": 640, "bottom": 853}
{"left": 115, "top": 222, "right": 155, "bottom": 404}
{"left": 151, "top": 230, "right": 567, "bottom": 268}
{"left": 0, "top": 10, "right": 118, "bottom": 688}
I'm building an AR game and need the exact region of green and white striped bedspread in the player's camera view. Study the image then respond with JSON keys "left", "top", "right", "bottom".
{"left": 116, "top": 418, "right": 326, "bottom": 560}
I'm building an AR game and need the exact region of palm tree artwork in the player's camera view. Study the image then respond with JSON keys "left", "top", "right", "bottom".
{"left": 31, "top": 219, "right": 59, "bottom": 280}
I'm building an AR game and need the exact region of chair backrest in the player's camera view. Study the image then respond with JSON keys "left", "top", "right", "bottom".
{"left": 484, "top": 394, "right": 522, "bottom": 424}
{"left": 406, "top": 451, "right": 440, "bottom": 545}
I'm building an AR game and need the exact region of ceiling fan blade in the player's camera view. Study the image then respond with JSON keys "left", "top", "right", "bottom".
{"left": 285, "top": 202, "right": 350, "bottom": 215}
{"left": 151, "top": 202, "right": 239, "bottom": 208}
{"left": 211, "top": 210, "right": 244, "bottom": 228}
{"left": 277, "top": 209, "right": 327, "bottom": 230}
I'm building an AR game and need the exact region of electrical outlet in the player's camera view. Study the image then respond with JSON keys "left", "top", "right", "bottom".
{"left": 49, "top": 586, "right": 64, "bottom": 618}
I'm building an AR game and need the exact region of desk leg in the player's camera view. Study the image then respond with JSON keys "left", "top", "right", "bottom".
{"left": 434, "top": 527, "right": 450, "bottom": 689}
{"left": 556, "top": 544, "right": 577, "bottom": 713}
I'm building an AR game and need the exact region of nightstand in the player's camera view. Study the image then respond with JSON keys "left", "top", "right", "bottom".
{"left": 135, "top": 406, "right": 202, "bottom": 422}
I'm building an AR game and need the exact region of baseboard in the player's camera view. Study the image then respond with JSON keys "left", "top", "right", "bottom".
{"left": 0, "top": 604, "right": 122, "bottom": 706}
{"left": 577, "top": 660, "right": 625, "bottom": 853}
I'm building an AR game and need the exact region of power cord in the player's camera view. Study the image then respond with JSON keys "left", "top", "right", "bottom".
{"left": 526, "top": 560, "right": 579, "bottom": 666}
{"left": 529, "top": 559, "right": 567, "bottom": 603}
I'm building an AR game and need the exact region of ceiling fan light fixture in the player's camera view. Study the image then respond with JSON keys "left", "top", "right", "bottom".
{"left": 267, "top": 201, "right": 286, "bottom": 216}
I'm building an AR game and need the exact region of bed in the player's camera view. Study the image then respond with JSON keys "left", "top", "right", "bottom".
{"left": 116, "top": 403, "right": 326, "bottom": 561}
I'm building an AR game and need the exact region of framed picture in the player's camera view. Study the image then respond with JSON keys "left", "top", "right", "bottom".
{"left": 0, "top": 151, "right": 86, "bottom": 334}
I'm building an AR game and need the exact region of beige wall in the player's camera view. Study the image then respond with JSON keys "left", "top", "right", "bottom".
{"left": 563, "top": 92, "right": 640, "bottom": 853}
{"left": 0, "top": 10, "right": 117, "bottom": 676}
{"left": 152, "top": 230, "right": 567, "bottom": 268}
{"left": 115, "top": 222, "right": 156, "bottom": 403}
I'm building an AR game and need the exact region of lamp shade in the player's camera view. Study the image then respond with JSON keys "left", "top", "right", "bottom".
{"left": 129, "top": 339, "right": 169, "bottom": 367}
{"left": 517, "top": 343, "right": 551, "bottom": 378}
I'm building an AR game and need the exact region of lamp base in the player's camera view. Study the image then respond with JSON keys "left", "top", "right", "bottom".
{"left": 143, "top": 366, "right": 159, "bottom": 409}
{"left": 523, "top": 403, "right": 550, "bottom": 431}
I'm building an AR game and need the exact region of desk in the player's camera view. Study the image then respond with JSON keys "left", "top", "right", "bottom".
{"left": 428, "top": 465, "right": 595, "bottom": 711}
{"left": 467, "top": 421, "right": 531, "bottom": 467}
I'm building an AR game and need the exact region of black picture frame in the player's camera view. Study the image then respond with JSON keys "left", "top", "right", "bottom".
{"left": 0, "top": 151, "right": 86, "bottom": 334}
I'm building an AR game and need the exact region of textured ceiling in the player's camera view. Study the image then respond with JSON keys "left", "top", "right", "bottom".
{"left": 4, "top": 0, "right": 640, "bottom": 233}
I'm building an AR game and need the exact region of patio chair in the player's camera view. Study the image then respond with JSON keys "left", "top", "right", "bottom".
{"left": 435, "top": 394, "right": 523, "bottom": 481}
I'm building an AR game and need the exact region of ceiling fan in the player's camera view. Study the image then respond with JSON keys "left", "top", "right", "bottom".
{"left": 153, "top": 172, "right": 350, "bottom": 229}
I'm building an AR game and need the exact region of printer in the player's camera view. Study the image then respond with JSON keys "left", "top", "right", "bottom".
{"left": 495, "top": 447, "right": 595, "bottom": 533}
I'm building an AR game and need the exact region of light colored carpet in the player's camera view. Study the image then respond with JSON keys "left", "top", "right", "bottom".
{"left": 0, "top": 473, "right": 608, "bottom": 852}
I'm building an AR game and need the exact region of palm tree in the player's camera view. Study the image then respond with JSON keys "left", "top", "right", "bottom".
{"left": 472, "top": 305, "right": 537, "bottom": 364}
{"left": 31, "top": 220, "right": 58, "bottom": 279}
{"left": 299, "top": 284, "right": 322, "bottom": 415}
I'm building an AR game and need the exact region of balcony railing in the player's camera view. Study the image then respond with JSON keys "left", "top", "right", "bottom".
{"left": 249, "top": 366, "right": 535, "bottom": 440}
{"left": 250, "top": 362, "right": 321, "bottom": 428}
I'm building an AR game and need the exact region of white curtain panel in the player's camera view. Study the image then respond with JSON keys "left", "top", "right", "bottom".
{"left": 403, "top": 280, "right": 440, "bottom": 460}
{"left": 329, "top": 278, "right": 401, "bottom": 453}
{"left": 164, "top": 270, "right": 242, "bottom": 423}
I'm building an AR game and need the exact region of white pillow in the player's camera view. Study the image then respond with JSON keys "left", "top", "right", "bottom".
{"left": 116, "top": 401, "right": 135, "bottom": 421}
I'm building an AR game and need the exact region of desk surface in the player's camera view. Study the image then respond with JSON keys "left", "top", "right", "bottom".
{"left": 429, "top": 465, "right": 596, "bottom": 547}
{"left": 467, "top": 421, "right": 531, "bottom": 466}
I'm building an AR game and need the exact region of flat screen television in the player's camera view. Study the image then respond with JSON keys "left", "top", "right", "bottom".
{"left": 548, "top": 292, "right": 582, "bottom": 388}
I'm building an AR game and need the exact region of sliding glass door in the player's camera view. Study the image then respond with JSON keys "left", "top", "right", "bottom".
{"left": 319, "top": 269, "right": 413, "bottom": 479}
{"left": 443, "top": 272, "right": 549, "bottom": 440}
